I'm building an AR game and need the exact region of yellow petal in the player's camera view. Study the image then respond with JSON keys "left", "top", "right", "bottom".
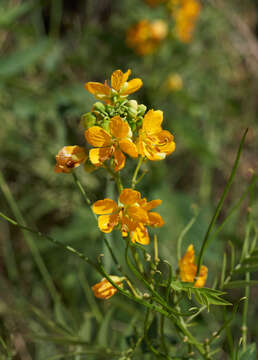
{"left": 130, "top": 224, "right": 150, "bottom": 245}
{"left": 111, "top": 69, "right": 131, "bottom": 91}
{"left": 92, "top": 199, "right": 118, "bottom": 215}
{"left": 92, "top": 276, "right": 123, "bottom": 299}
{"left": 119, "top": 188, "right": 141, "bottom": 205}
{"left": 98, "top": 214, "right": 119, "bottom": 233}
{"left": 148, "top": 212, "right": 164, "bottom": 227}
{"left": 179, "top": 261, "right": 196, "bottom": 282}
{"left": 194, "top": 266, "right": 208, "bottom": 288}
{"left": 144, "top": 199, "right": 162, "bottom": 211}
{"left": 89, "top": 147, "right": 113, "bottom": 166}
{"left": 85, "top": 126, "right": 112, "bottom": 147}
{"left": 127, "top": 205, "right": 149, "bottom": 223}
{"left": 113, "top": 149, "right": 125, "bottom": 172}
{"left": 109, "top": 116, "right": 130, "bottom": 139}
{"left": 85, "top": 82, "right": 110, "bottom": 98}
{"left": 142, "top": 109, "right": 163, "bottom": 135}
{"left": 123, "top": 78, "right": 143, "bottom": 95}
{"left": 119, "top": 139, "right": 138, "bottom": 158}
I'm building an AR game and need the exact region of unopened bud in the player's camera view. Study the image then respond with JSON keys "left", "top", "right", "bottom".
{"left": 81, "top": 112, "right": 96, "bottom": 129}
{"left": 93, "top": 101, "right": 106, "bottom": 113}
{"left": 137, "top": 104, "right": 147, "bottom": 116}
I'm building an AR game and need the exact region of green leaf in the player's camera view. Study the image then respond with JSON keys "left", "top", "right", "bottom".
{"left": 0, "top": 1, "right": 34, "bottom": 28}
{"left": 239, "top": 343, "right": 257, "bottom": 360}
{"left": 234, "top": 264, "right": 258, "bottom": 274}
{"left": 224, "top": 280, "right": 258, "bottom": 289}
{"left": 0, "top": 40, "right": 50, "bottom": 78}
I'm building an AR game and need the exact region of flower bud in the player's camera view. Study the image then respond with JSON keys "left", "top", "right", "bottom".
{"left": 92, "top": 276, "right": 124, "bottom": 299}
{"left": 137, "top": 104, "right": 147, "bottom": 116}
{"left": 128, "top": 100, "right": 138, "bottom": 118}
{"left": 81, "top": 112, "right": 96, "bottom": 129}
{"left": 93, "top": 101, "right": 106, "bottom": 113}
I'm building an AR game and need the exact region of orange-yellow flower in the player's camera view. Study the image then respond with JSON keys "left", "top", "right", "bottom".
{"left": 85, "top": 69, "right": 142, "bottom": 104}
{"left": 54, "top": 146, "right": 87, "bottom": 173}
{"left": 85, "top": 116, "right": 138, "bottom": 172}
{"left": 126, "top": 20, "right": 168, "bottom": 56}
{"left": 179, "top": 244, "right": 208, "bottom": 288}
{"left": 171, "top": 0, "right": 201, "bottom": 43}
{"left": 137, "top": 110, "right": 175, "bottom": 160}
{"left": 92, "top": 276, "right": 124, "bottom": 299}
{"left": 92, "top": 188, "right": 164, "bottom": 244}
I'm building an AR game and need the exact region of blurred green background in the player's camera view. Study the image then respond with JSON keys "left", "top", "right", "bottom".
{"left": 0, "top": 0, "right": 257, "bottom": 359}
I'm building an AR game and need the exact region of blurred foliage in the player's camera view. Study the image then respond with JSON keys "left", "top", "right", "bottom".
{"left": 0, "top": 0, "right": 258, "bottom": 359}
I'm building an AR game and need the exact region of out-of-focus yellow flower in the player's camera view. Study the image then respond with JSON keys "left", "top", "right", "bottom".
{"left": 166, "top": 73, "right": 183, "bottom": 91}
{"left": 179, "top": 244, "right": 208, "bottom": 288}
{"left": 92, "top": 276, "right": 124, "bottom": 299}
{"left": 168, "top": 0, "right": 201, "bottom": 43}
{"left": 85, "top": 116, "right": 138, "bottom": 172}
{"left": 85, "top": 69, "right": 142, "bottom": 104}
{"left": 92, "top": 188, "right": 164, "bottom": 244}
{"left": 54, "top": 146, "right": 87, "bottom": 173}
{"left": 126, "top": 20, "right": 168, "bottom": 56}
{"left": 137, "top": 110, "right": 176, "bottom": 160}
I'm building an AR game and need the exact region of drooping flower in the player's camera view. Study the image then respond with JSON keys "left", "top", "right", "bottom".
{"left": 179, "top": 244, "right": 208, "bottom": 288}
{"left": 137, "top": 109, "right": 176, "bottom": 160}
{"left": 92, "top": 276, "right": 124, "bottom": 299}
{"left": 85, "top": 69, "right": 142, "bottom": 104}
{"left": 54, "top": 146, "right": 87, "bottom": 173}
{"left": 92, "top": 188, "right": 164, "bottom": 244}
{"left": 85, "top": 116, "right": 138, "bottom": 172}
{"left": 126, "top": 20, "right": 168, "bottom": 56}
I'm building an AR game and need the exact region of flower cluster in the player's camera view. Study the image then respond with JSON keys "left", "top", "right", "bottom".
{"left": 126, "top": 20, "right": 168, "bottom": 55}
{"left": 55, "top": 69, "right": 175, "bottom": 246}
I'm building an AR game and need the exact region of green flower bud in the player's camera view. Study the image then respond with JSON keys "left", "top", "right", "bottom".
{"left": 128, "top": 100, "right": 138, "bottom": 118}
{"left": 137, "top": 104, "right": 147, "bottom": 116}
{"left": 81, "top": 112, "right": 96, "bottom": 129}
{"left": 102, "top": 119, "right": 110, "bottom": 132}
{"left": 136, "top": 118, "right": 143, "bottom": 129}
{"left": 93, "top": 102, "right": 106, "bottom": 113}
{"left": 130, "top": 123, "right": 136, "bottom": 132}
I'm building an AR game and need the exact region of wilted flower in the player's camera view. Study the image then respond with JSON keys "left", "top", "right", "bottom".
{"left": 92, "top": 276, "right": 124, "bottom": 299}
{"left": 85, "top": 69, "right": 142, "bottom": 104}
{"left": 92, "top": 188, "right": 164, "bottom": 244}
{"left": 126, "top": 20, "right": 168, "bottom": 56}
{"left": 179, "top": 244, "right": 208, "bottom": 288}
{"left": 54, "top": 146, "right": 87, "bottom": 173}
{"left": 137, "top": 110, "right": 176, "bottom": 160}
{"left": 85, "top": 116, "right": 138, "bottom": 172}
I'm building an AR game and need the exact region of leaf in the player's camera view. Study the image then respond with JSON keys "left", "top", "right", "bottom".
{"left": 234, "top": 264, "right": 258, "bottom": 274}
{"left": 239, "top": 343, "right": 257, "bottom": 360}
{"left": 0, "top": 40, "right": 50, "bottom": 79}
{"left": 224, "top": 280, "right": 258, "bottom": 289}
{"left": 0, "top": 1, "right": 34, "bottom": 28}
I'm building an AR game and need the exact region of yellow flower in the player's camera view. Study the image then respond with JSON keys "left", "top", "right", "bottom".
{"left": 85, "top": 69, "right": 142, "bottom": 104}
{"left": 92, "top": 276, "right": 124, "bottom": 299}
{"left": 85, "top": 116, "right": 138, "bottom": 172}
{"left": 92, "top": 188, "right": 164, "bottom": 245}
{"left": 179, "top": 244, "right": 208, "bottom": 288}
{"left": 172, "top": 0, "right": 201, "bottom": 43}
{"left": 54, "top": 146, "right": 87, "bottom": 173}
{"left": 126, "top": 20, "right": 167, "bottom": 56}
{"left": 137, "top": 110, "right": 176, "bottom": 160}
{"left": 166, "top": 73, "right": 183, "bottom": 91}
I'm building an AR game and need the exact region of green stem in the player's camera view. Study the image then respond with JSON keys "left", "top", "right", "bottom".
{"left": 0, "top": 172, "right": 60, "bottom": 304}
{"left": 197, "top": 129, "right": 248, "bottom": 276}
{"left": 71, "top": 171, "right": 121, "bottom": 271}
{"left": 131, "top": 156, "right": 144, "bottom": 189}
{"left": 102, "top": 163, "right": 123, "bottom": 193}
